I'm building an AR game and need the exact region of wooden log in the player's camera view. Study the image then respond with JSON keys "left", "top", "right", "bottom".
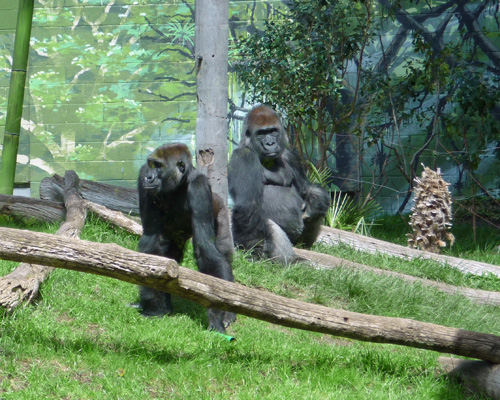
{"left": 84, "top": 200, "right": 142, "bottom": 236}
{"left": 0, "top": 171, "right": 85, "bottom": 310}
{"left": 40, "top": 173, "right": 139, "bottom": 215}
{"left": 1, "top": 227, "right": 500, "bottom": 363}
{"left": 438, "top": 356, "right": 500, "bottom": 399}
{"left": 295, "top": 248, "right": 500, "bottom": 307}
{"left": 318, "top": 225, "right": 500, "bottom": 278}
{"left": 0, "top": 193, "right": 65, "bottom": 222}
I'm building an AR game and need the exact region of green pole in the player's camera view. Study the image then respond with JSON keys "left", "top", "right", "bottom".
{"left": 0, "top": 0, "right": 35, "bottom": 195}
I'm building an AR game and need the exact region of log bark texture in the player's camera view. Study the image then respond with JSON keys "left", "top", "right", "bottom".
{"left": 438, "top": 356, "right": 500, "bottom": 399}
{"left": 0, "top": 171, "right": 86, "bottom": 310}
{"left": 318, "top": 226, "right": 500, "bottom": 278}
{"left": 40, "top": 174, "right": 139, "bottom": 215}
{"left": 84, "top": 200, "right": 142, "bottom": 236}
{"left": 295, "top": 248, "right": 500, "bottom": 307}
{"left": 0, "top": 193, "right": 65, "bottom": 222}
{"left": 1, "top": 227, "right": 500, "bottom": 363}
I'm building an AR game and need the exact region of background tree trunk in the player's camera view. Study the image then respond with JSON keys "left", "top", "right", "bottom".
{"left": 194, "top": 0, "right": 230, "bottom": 206}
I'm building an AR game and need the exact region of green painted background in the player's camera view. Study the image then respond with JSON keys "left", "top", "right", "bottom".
{"left": 0, "top": 0, "right": 283, "bottom": 196}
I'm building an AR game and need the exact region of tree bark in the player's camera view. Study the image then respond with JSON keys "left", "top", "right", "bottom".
{"left": 0, "top": 171, "right": 86, "bottom": 310}
{"left": 0, "top": 193, "right": 65, "bottom": 222}
{"left": 40, "top": 174, "right": 139, "bottom": 215}
{"left": 2, "top": 227, "right": 500, "bottom": 363}
{"left": 295, "top": 248, "right": 500, "bottom": 307}
{"left": 84, "top": 200, "right": 142, "bottom": 236}
{"left": 318, "top": 226, "right": 500, "bottom": 278}
{"left": 194, "top": 0, "right": 231, "bottom": 205}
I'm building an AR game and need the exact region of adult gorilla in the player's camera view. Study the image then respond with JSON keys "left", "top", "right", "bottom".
{"left": 137, "top": 143, "right": 235, "bottom": 333}
{"left": 228, "top": 105, "right": 330, "bottom": 264}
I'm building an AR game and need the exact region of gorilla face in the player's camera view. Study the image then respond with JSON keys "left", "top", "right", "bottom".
{"left": 253, "top": 127, "right": 282, "bottom": 159}
{"left": 141, "top": 143, "right": 191, "bottom": 194}
{"left": 241, "top": 105, "right": 288, "bottom": 161}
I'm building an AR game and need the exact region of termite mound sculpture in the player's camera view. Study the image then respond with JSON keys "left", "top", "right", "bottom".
{"left": 407, "top": 165, "right": 455, "bottom": 253}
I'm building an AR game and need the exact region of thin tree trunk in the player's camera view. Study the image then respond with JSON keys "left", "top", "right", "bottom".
{"left": 2, "top": 227, "right": 500, "bottom": 363}
{"left": 0, "top": 0, "right": 35, "bottom": 194}
{"left": 0, "top": 171, "right": 86, "bottom": 309}
{"left": 194, "top": 0, "right": 230, "bottom": 205}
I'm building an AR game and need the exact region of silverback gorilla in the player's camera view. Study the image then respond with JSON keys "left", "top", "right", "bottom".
{"left": 137, "top": 143, "right": 235, "bottom": 333}
{"left": 228, "top": 105, "right": 330, "bottom": 264}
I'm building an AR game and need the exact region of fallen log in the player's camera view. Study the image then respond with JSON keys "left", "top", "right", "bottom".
{"left": 40, "top": 174, "right": 139, "bottom": 215}
{"left": 0, "top": 193, "right": 65, "bottom": 222}
{"left": 318, "top": 226, "right": 500, "bottom": 278}
{"left": 1, "top": 227, "right": 500, "bottom": 363}
{"left": 0, "top": 171, "right": 86, "bottom": 310}
{"left": 295, "top": 248, "right": 500, "bottom": 307}
{"left": 438, "top": 356, "right": 500, "bottom": 399}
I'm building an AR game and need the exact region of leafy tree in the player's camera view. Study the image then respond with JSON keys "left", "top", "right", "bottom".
{"left": 234, "top": 0, "right": 377, "bottom": 171}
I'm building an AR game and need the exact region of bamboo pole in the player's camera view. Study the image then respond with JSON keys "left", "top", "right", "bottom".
{"left": 0, "top": 0, "right": 35, "bottom": 195}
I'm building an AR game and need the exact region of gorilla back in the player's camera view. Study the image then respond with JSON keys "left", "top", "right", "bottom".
{"left": 137, "top": 143, "right": 235, "bottom": 333}
{"left": 228, "top": 105, "right": 330, "bottom": 264}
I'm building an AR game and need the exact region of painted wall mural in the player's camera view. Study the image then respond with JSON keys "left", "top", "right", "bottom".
{"left": 0, "top": 0, "right": 499, "bottom": 214}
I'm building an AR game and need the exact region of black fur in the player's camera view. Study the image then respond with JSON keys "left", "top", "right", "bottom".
{"left": 137, "top": 143, "right": 235, "bottom": 333}
{"left": 228, "top": 105, "right": 330, "bottom": 264}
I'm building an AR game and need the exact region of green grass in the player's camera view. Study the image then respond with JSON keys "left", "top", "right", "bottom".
{"left": 1, "top": 214, "right": 498, "bottom": 399}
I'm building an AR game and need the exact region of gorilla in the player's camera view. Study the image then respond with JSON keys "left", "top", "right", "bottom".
{"left": 228, "top": 105, "right": 330, "bottom": 264}
{"left": 137, "top": 143, "right": 236, "bottom": 333}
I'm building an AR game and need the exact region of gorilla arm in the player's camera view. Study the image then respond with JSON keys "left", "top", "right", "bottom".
{"left": 187, "top": 171, "right": 236, "bottom": 332}
{"left": 187, "top": 171, "right": 234, "bottom": 282}
{"left": 283, "top": 149, "right": 330, "bottom": 246}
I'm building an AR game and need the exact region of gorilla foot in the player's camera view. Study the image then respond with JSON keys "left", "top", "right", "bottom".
{"left": 138, "top": 287, "right": 172, "bottom": 317}
{"left": 223, "top": 311, "right": 237, "bottom": 328}
{"left": 208, "top": 308, "right": 235, "bottom": 333}
{"left": 266, "top": 219, "right": 299, "bottom": 265}
{"left": 139, "top": 307, "right": 172, "bottom": 317}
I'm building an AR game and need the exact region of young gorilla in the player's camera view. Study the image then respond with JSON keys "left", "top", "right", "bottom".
{"left": 228, "top": 105, "right": 330, "bottom": 264}
{"left": 137, "top": 143, "right": 236, "bottom": 333}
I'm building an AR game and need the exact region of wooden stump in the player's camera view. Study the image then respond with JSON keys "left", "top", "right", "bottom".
{"left": 0, "top": 171, "right": 87, "bottom": 310}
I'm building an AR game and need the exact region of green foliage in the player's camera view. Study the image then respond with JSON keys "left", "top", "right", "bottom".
{"left": 325, "top": 191, "right": 380, "bottom": 235}
{"left": 234, "top": 0, "right": 377, "bottom": 169}
{"left": 306, "top": 160, "right": 380, "bottom": 234}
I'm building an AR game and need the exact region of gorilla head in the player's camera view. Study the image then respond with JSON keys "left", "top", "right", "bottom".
{"left": 141, "top": 143, "right": 193, "bottom": 194}
{"left": 241, "top": 105, "right": 288, "bottom": 161}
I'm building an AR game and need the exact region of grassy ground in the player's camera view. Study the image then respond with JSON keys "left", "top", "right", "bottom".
{"left": 1, "top": 214, "right": 499, "bottom": 399}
